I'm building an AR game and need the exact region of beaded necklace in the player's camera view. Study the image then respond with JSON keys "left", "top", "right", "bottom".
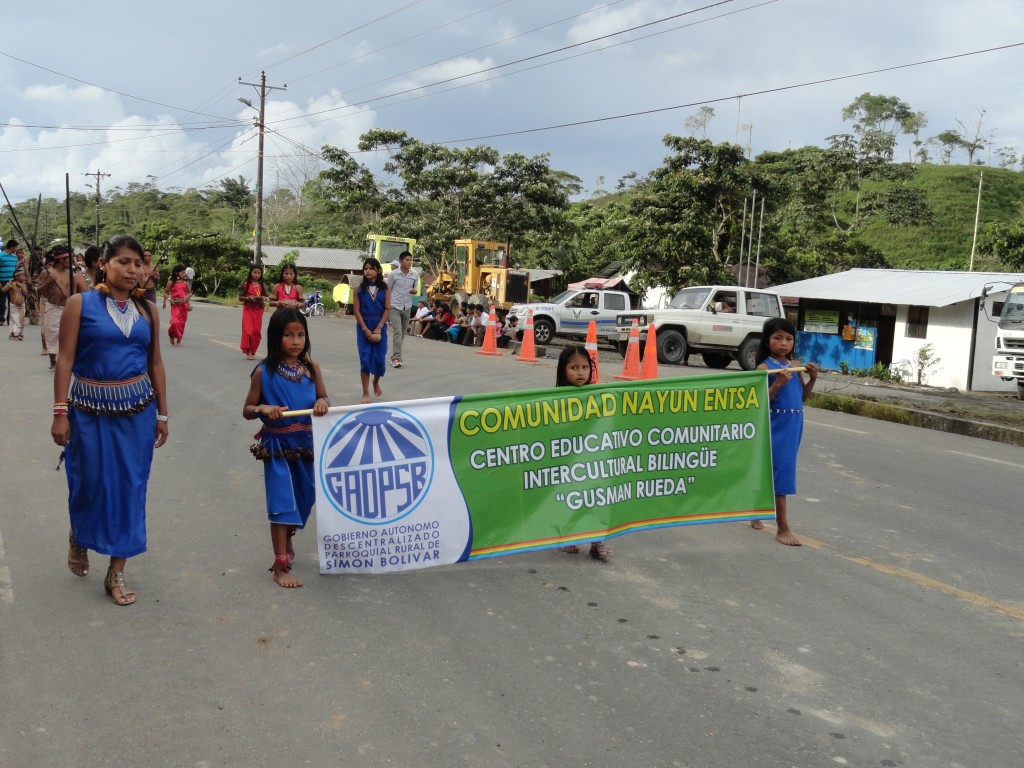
{"left": 106, "top": 294, "right": 139, "bottom": 338}
{"left": 276, "top": 360, "right": 309, "bottom": 382}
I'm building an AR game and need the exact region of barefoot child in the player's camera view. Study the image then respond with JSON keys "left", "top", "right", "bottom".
{"left": 556, "top": 344, "right": 612, "bottom": 560}
{"left": 752, "top": 317, "right": 818, "bottom": 546}
{"left": 244, "top": 308, "right": 330, "bottom": 587}
{"left": 352, "top": 258, "right": 389, "bottom": 404}
{"left": 3, "top": 267, "right": 27, "bottom": 339}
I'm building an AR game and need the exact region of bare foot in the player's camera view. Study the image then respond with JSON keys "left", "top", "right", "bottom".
{"left": 750, "top": 520, "right": 764, "bottom": 530}
{"left": 273, "top": 568, "right": 303, "bottom": 587}
{"left": 775, "top": 530, "right": 802, "bottom": 546}
{"left": 360, "top": 393, "right": 371, "bottom": 404}
{"left": 373, "top": 381, "right": 383, "bottom": 397}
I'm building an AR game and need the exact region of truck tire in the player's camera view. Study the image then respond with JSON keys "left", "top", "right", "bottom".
{"left": 617, "top": 340, "right": 628, "bottom": 358}
{"left": 657, "top": 330, "right": 687, "bottom": 365}
{"left": 702, "top": 351, "right": 731, "bottom": 369}
{"left": 1017, "top": 381, "right": 1024, "bottom": 401}
{"left": 533, "top": 318, "right": 555, "bottom": 345}
{"left": 737, "top": 337, "right": 759, "bottom": 371}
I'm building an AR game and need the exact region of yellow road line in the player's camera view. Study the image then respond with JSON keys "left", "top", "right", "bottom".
{"left": 762, "top": 524, "right": 1024, "bottom": 622}
{"left": 209, "top": 339, "right": 241, "bottom": 351}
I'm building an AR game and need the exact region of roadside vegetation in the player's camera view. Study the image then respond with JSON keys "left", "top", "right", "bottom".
{"left": 6, "top": 93, "right": 1024, "bottom": 300}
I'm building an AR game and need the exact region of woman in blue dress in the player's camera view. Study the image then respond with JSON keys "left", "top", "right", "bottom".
{"left": 753, "top": 317, "right": 818, "bottom": 546}
{"left": 51, "top": 235, "right": 169, "bottom": 606}
{"left": 352, "top": 257, "right": 390, "bottom": 403}
{"left": 244, "top": 308, "right": 330, "bottom": 588}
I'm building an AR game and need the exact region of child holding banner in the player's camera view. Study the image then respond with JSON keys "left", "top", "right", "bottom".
{"left": 753, "top": 317, "right": 818, "bottom": 546}
{"left": 244, "top": 308, "right": 330, "bottom": 587}
{"left": 556, "top": 345, "right": 612, "bottom": 560}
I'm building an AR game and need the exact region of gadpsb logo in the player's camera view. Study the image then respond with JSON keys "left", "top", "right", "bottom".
{"left": 320, "top": 408, "right": 433, "bottom": 524}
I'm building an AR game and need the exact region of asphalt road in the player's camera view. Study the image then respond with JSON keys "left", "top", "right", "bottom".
{"left": 1, "top": 303, "right": 1021, "bottom": 768}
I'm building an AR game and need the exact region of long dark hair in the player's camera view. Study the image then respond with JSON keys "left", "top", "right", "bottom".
{"left": 556, "top": 344, "right": 593, "bottom": 387}
{"left": 170, "top": 264, "right": 187, "bottom": 281}
{"left": 756, "top": 317, "right": 798, "bottom": 364}
{"left": 264, "top": 307, "right": 316, "bottom": 383}
{"left": 100, "top": 235, "right": 156, "bottom": 367}
{"left": 242, "top": 265, "right": 265, "bottom": 294}
{"left": 360, "top": 258, "right": 386, "bottom": 289}
{"left": 277, "top": 263, "right": 297, "bottom": 284}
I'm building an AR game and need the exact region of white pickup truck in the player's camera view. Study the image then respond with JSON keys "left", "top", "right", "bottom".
{"left": 614, "top": 285, "right": 785, "bottom": 369}
{"left": 507, "top": 289, "right": 636, "bottom": 345}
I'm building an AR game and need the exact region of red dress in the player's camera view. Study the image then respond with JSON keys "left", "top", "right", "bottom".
{"left": 168, "top": 281, "right": 189, "bottom": 341}
{"left": 240, "top": 282, "right": 265, "bottom": 355}
{"left": 272, "top": 282, "right": 302, "bottom": 306}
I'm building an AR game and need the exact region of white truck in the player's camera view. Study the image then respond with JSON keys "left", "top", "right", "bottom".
{"left": 614, "top": 285, "right": 785, "bottom": 370}
{"left": 507, "top": 288, "right": 637, "bottom": 345}
{"left": 991, "top": 282, "right": 1024, "bottom": 400}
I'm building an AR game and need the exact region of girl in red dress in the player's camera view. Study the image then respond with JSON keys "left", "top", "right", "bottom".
{"left": 162, "top": 264, "right": 191, "bottom": 345}
{"left": 239, "top": 265, "right": 267, "bottom": 360}
{"left": 270, "top": 264, "right": 303, "bottom": 310}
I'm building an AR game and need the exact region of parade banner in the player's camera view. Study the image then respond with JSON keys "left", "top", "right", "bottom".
{"left": 312, "top": 371, "right": 776, "bottom": 574}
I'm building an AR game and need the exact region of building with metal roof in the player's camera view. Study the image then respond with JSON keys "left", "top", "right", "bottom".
{"left": 771, "top": 269, "right": 1024, "bottom": 392}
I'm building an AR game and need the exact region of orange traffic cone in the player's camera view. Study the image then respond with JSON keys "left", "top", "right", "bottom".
{"left": 640, "top": 323, "right": 658, "bottom": 379}
{"left": 613, "top": 319, "right": 642, "bottom": 380}
{"left": 516, "top": 309, "right": 539, "bottom": 363}
{"left": 585, "top": 320, "right": 600, "bottom": 383}
{"left": 476, "top": 305, "right": 502, "bottom": 356}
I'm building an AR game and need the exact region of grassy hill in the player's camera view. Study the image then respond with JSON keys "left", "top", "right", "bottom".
{"left": 859, "top": 164, "right": 1024, "bottom": 270}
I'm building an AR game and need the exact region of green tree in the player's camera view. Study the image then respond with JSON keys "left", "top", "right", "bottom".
{"left": 978, "top": 222, "right": 1024, "bottom": 270}
{"left": 316, "top": 130, "right": 578, "bottom": 268}
{"left": 618, "top": 136, "right": 751, "bottom": 292}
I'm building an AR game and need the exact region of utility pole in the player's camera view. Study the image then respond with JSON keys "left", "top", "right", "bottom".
{"left": 82, "top": 169, "right": 111, "bottom": 244}
{"left": 238, "top": 72, "right": 286, "bottom": 267}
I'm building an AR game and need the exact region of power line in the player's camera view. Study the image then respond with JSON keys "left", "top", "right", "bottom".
{"left": 430, "top": 42, "right": 1024, "bottom": 146}
{"left": 270, "top": 0, "right": 740, "bottom": 128}
{"left": 254, "top": 0, "right": 428, "bottom": 74}
{"left": 0, "top": 51, "right": 239, "bottom": 122}
{"left": 284, "top": 0, "right": 776, "bottom": 131}
{"left": 285, "top": 0, "right": 518, "bottom": 86}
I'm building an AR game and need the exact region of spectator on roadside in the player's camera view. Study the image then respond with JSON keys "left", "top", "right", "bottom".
{"left": 428, "top": 303, "right": 455, "bottom": 341}
{"left": 496, "top": 314, "right": 519, "bottom": 348}
{"left": 0, "top": 239, "right": 20, "bottom": 324}
{"left": 462, "top": 304, "right": 486, "bottom": 347}
{"left": 411, "top": 300, "right": 433, "bottom": 336}
{"left": 184, "top": 264, "right": 195, "bottom": 291}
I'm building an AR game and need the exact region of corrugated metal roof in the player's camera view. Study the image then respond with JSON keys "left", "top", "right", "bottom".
{"left": 771, "top": 268, "right": 1024, "bottom": 307}
{"left": 258, "top": 245, "right": 365, "bottom": 271}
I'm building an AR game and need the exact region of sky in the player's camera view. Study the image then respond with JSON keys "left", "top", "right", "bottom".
{"left": 1, "top": 0, "right": 1022, "bottom": 211}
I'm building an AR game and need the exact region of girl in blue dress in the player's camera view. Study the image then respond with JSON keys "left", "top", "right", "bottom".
{"left": 244, "top": 308, "right": 330, "bottom": 588}
{"left": 753, "top": 318, "right": 819, "bottom": 546}
{"left": 352, "top": 257, "right": 390, "bottom": 404}
{"left": 51, "top": 234, "right": 170, "bottom": 606}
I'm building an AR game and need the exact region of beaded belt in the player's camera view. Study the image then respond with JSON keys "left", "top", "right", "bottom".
{"left": 260, "top": 422, "right": 312, "bottom": 435}
{"left": 770, "top": 408, "right": 802, "bottom": 414}
{"left": 69, "top": 373, "right": 155, "bottom": 415}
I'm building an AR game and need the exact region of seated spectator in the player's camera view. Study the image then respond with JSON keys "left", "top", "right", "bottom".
{"left": 452, "top": 304, "right": 476, "bottom": 345}
{"left": 462, "top": 304, "right": 486, "bottom": 347}
{"left": 496, "top": 314, "right": 519, "bottom": 348}
{"left": 412, "top": 300, "right": 434, "bottom": 336}
{"left": 428, "top": 303, "right": 455, "bottom": 340}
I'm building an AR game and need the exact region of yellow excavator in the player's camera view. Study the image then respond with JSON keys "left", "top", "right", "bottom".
{"left": 428, "top": 239, "right": 530, "bottom": 314}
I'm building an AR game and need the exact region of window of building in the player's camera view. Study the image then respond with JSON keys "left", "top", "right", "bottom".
{"left": 906, "top": 306, "right": 929, "bottom": 339}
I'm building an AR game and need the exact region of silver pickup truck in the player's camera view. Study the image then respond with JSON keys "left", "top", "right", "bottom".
{"left": 615, "top": 285, "right": 785, "bottom": 369}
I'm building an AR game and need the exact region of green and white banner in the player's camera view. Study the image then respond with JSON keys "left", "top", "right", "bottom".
{"left": 312, "top": 371, "right": 775, "bottom": 574}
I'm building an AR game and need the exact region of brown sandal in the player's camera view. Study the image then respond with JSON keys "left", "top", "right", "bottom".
{"left": 104, "top": 570, "right": 136, "bottom": 606}
{"left": 589, "top": 542, "right": 612, "bottom": 560}
{"left": 67, "top": 531, "right": 89, "bottom": 577}
{"left": 561, "top": 544, "right": 580, "bottom": 554}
